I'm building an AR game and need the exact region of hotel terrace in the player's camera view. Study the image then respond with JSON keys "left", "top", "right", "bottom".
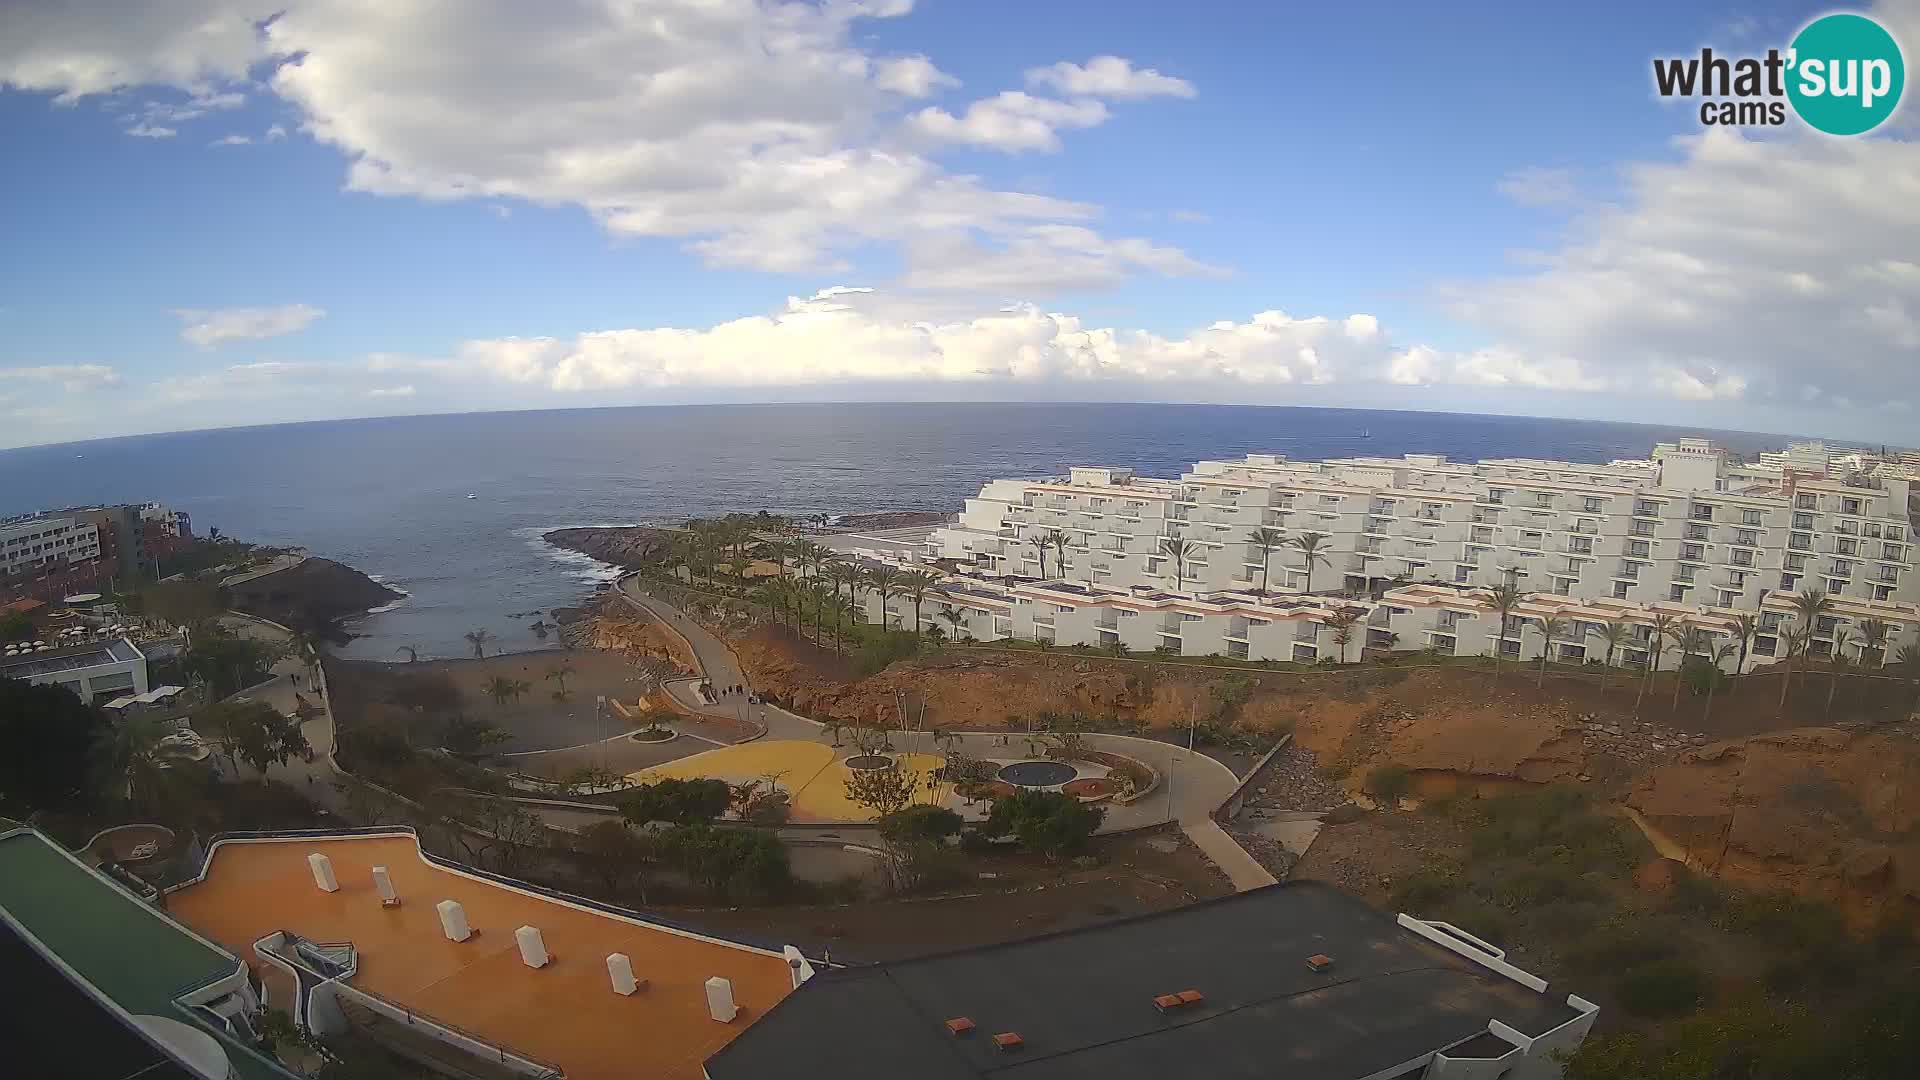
{"left": 867, "top": 439, "right": 1920, "bottom": 669}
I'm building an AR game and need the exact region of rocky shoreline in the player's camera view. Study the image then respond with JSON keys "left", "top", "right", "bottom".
{"left": 225, "top": 556, "right": 404, "bottom": 632}
{"left": 543, "top": 525, "right": 679, "bottom": 569}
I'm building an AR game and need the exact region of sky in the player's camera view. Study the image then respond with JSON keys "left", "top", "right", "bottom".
{"left": 2, "top": 0, "right": 1918, "bottom": 449}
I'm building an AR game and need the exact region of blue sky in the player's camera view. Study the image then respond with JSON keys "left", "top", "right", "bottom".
{"left": 2, "top": 0, "right": 1916, "bottom": 448}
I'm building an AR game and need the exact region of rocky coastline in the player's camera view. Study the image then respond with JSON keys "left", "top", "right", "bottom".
{"left": 224, "top": 556, "right": 404, "bottom": 632}
{"left": 543, "top": 525, "right": 679, "bottom": 569}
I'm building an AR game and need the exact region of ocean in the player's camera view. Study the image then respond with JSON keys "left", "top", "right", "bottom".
{"left": 0, "top": 402, "right": 1796, "bottom": 660}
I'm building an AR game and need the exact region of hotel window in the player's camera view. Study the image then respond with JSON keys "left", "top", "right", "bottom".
{"left": 1535, "top": 492, "right": 1555, "bottom": 508}
{"left": 1635, "top": 499, "right": 1658, "bottom": 515}
{"left": 1742, "top": 509, "right": 1763, "bottom": 526}
{"left": 1817, "top": 615, "right": 1840, "bottom": 634}
{"left": 1685, "top": 523, "right": 1709, "bottom": 541}
{"left": 1878, "top": 565, "right": 1900, "bottom": 583}
{"left": 1826, "top": 578, "right": 1847, "bottom": 594}
{"left": 1486, "top": 488, "right": 1507, "bottom": 504}
{"left": 1788, "top": 532, "right": 1813, "bottom": 551}
{"left": 1884, "top": 543, "right": 1905, "bottom": 560}
{"left": 1781, "top": 573, "right": 1800, "bottom": 591}
{"left": 1731, "top": 550, "right": 1754, "bottom": 567}
{"left": 1890, "top": 526, "right": 1906, "bottom": 542}
{"left": 1628, "top": 539, "right": 1651, "bottom": 557}
{"left": 1720, "top": 590, "right": 1738, "bottom": 607}
{"left": 1797, "top": 493, "right": 1818, "bottom": 509}
{"left": 1680, "top": 543, "right": 1704, "bottom": 561}
{"left": 1584, "top": 496, "right": 1606, "bottom": 513}
{"left": 1733, "top": 529, "right": 1757, "bottom": 547}
{"left": 1613, "top": 581, "right": 1631, "bottom": 598}
{"left": 1670, "top": 584, "right": 1688, "bottom": 601}
{"left": 1674, "top": 566, "right": 1696, "bottom": 583}
{"left": 1792, "top": 512, "right": 1814, "bottom": 530}
{"left": 1830, "top": 560, "right": 1853, "bottom": 577}
{"left": 1690, "top": 503, "right": 1715, "bottom": 521}
{"left": 1876, "top": 585, "right": 1896, "bottom": 601}
{"left": 1454, "top": 565, "right": 1471, "bottom": 583}
{"left": 1761, "top": 612, "right": 1784, "bottom": 630}
{"left": 1838, "top": 538, "right": 1858, "bottom": 555}
{"left": 1843, "top": 498, "right": 1863, "bottom": 515}
{"left": 1631, "top": 519, "right": 1655, "bottom": 537}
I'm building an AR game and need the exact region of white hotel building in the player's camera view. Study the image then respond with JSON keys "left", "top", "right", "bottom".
{"left": 856, "top": 439, "right": 1920, "bottom": 671}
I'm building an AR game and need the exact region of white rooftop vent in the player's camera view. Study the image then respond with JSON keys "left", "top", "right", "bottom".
{"left": 437, "top": 899, "right": 472, "bottom": 942}
{"left": 371, "top": 865, "right": 398, "bottom": 906}
{"left": 515, "top": 925, "right": 550, "bottom": 969}
{"left": 307, "top": 853, "right": 338, "bottom": 893}
{"left": 607, "top": 952, "right": 642, "bottom": 996}
{"left": 705, "top": 976, "right": 738, "bottom": 1023}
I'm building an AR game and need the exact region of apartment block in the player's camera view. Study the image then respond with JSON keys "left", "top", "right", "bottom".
{"left": 902, "top": 439, "right": 1920, "bottom": 670}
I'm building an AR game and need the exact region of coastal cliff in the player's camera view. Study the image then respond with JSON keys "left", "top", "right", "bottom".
{"left": 543, "top": 526, "right": 680, "bottom": 568}
{"left": 225, "top": 557, "right": 403, "bottom": 630}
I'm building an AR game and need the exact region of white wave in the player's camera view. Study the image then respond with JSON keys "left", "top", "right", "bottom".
{"left": 521, "top": 524, "right": 633, "bottom": 587}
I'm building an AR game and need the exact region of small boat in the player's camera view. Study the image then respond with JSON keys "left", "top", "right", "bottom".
{"left": 466, "top": 493, "right": 478, "bottom": 499}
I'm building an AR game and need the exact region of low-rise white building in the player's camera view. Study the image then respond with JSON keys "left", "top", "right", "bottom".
{"left": 859, "top": 439, "right": 1920, "bottom": 670}
{"left": 0, "top": 637, "right": 149, "bottom": 703}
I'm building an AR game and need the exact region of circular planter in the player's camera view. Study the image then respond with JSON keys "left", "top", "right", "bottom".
{"left": 628, "top": 726, "right": 676, "bottom": 743}
{"left": 843, "top": 754, "right": 895, "bottom": 772}
{"left": 977, "top": 780, "right": 1019, "bottom": 800}
{"left": 996, "top": 760, "right": 1078, "bottom": 788}
{"left": 1061, "top": 777, "right": 1115, "bottom": 799}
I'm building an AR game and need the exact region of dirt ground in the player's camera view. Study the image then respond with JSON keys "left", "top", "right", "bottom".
{"left": 334, "top": 650, "right": 678, "bottom": 752}
{"left": 661, "top": 825, "right": 1231, "bottom": 963}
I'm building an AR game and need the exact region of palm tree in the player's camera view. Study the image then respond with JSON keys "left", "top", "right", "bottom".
{"left": 485, "top": 676, "right": 529, "bottom": 708}
{"left": 1788, "top": 588, "right": 1833, "bottom": 692}
{"left": 1729, "top": 613, "right": 1760, "bottom": 679}
{"left": 1779, "top": 626, "right": 1812, "bottom": 713}
{"left": 1045, "top": 529, "right": 1074, "bottom": 581}
{"left": 1026, "top": 535, "right": 1050, "bottom": 579}
{"left": 937, "top": 605, "right": 969, "bottom": 643}
{"left": 1325, "top": 606, "right": 1363, "bottom": 663}
{"left": 1290, "top": 532, "right": 1332, "bottom": 593}
{"left": 1246, "top": 527, "right": 1287, "bottom": 595}
{"left": 1641, "top": 611, "right": 1677, "bottom": 714}
{"left": 1158, "top": 536, "right": 1198, "bottom": 592}
{"left": 1665, "top": 619, "right": 1699, "bottom": 713}
{"left": 1857, "top": 617, "right": 1890, "bottom": 669}
{"left": 1588, "top": 621, "right": 1631, "bottom": 688}
{"left": 1702, "top": 642, "right": 1737, "bottom": 724}
{"left": 1485, "top": 580, "right": 1525, "bottom": 685}
{"left": 826, "top": 561, "right": 862, "bottom": 648}
{"left": 395, "top": 644, "right": 418, "bottom": 663}
{"left": 1825, "top": 629, "right": 1859, "bottom": 719}
{"left": 546, "top": 662, "right": 575, "bottom": 700}
{"left": 901, "top": 570, "right": 939, "bottom": 634}
{"left": 464, "top": 629, "right": 492, "bottom": 661}
{"left": 1534, "top": 616, "right": 1568, "bottom": 688}
{"left": 866, "top": 565, "right": 903, "bottom": 632}
{"left": 1892, "top": 642, "right": 1920, "bottom": 712}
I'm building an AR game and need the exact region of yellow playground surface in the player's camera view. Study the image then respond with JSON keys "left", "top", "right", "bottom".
{"left": 628, "top": 740, "right": 953, "bottom": 822}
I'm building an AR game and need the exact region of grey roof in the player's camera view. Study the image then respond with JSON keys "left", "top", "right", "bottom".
{"left": 0, "top": 637, "right": 142, "bottom": 679}
{"left": 705, "top": 882, "right": 1579, "bottom": 1080}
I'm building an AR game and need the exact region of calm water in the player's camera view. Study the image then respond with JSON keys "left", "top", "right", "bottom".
{"left": 0, "top": 403, "right": 1793, "bottom": 659}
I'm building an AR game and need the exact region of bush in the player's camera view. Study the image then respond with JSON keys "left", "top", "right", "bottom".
{"left": 1491, "top": 864, "right": 1595, "bottom": 910}
{"left": 1615, "top": 959, "right": 1709, "bottom": 1018}
{"left": 1365, "top": 765, "right": 1412, "bottom": 803}
{"left": 1714, "top": 891, "right": 1850, "bottom": 952}
{"left": 1560, "top": 924, "right": 1677, "bottom": 975}
{"left": 655, "top": 824, "right": 791, "bottom": 902}
{"left": 1390, "top": 869, "right": 1458, "bottom": 911}
{"left": 620, "top": 778, "right": 734, "bottom": 826}
{"left": 980, "top": 790, "right": 1104, "bottom": 859}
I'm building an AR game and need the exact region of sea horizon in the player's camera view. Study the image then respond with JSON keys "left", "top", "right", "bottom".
{"left": 0, "top": 401, "right": 1854, "bottom": 662}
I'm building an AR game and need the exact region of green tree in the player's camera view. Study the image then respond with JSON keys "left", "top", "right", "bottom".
{"left": 865, "top": 564, "right": 902, "bottom": 630}
{"left": 1643, "top": 611, "right": 1677, "bottom": 716}
{"left": 1325, "top": 606, "right": 1364, "bottom": 663}
{"left": 1485, "top": 580, "right": 1526, "bottom": 686}
{"left": 1856, "top": 616, "right": 1890, "bottom": 668}
{"left": 1158, "top": 535, "right": 1198, "bottom": 592}
{"left": 655, "top": 824, "right": 791, "bottom": 901}
{"left": 937, "top": 604, "right": 969, "bottom": 643}
{"left": 91, "top": 712, "right": 176, "bottom": 815}
{"left": 1588, "top": 620, "right": 1631, "bottom": 688}
{"left": 578, "top": 819, "right": 655, "bottom": 902}
{"left": 1729, "top": 612, "right": 1760, "bottom": 679}
{"left": 1787, "top": 588, "right": 1833, "bottom": 694}
{"left": 844, "top": 762, "right": 921, "bottom": 818}
{"left": 1533, "top": 615, "right": 1568, "bottom": 687}
{"left": 1289, "top": 531, "right": 1332, "bottom": 593}
{"left": 0, "top": 678, "right": 107, "bottom": 813}
{"left": 1246, "top": 527, "right": 1287, "bottom": 594}
{"left": 545, "top": 661, "right": 575, "bottom": 701}
{"left": 1825, "top": 628, "right": 1858, "bottom": 719}
{"left": 463, "top": 628, "right": 492, "bottom": 660}
{"left": 440, "top": 715, "right": 509, "bottom": 758}
{"left": 482, "top": 675, "right": 529, "bottom": 708}
{"left": 981, "top": 789, "right": 1104, "bottom": 859}
{"left": 0, "top": 612, "right": 34, "bottom": 642}
{"left": 619, "top": 777, "right": 734, "bottom": 825}
{"left": 875, "top": 804, "right": 964, "bottom": 890}
{"left": 1665, "top": 620, "right": 1700, "bottom": 712}
{"left": 900, "top": 570, "right": 940, "bottom": 634}
{"left": 197, "top": 699, "right": 308, "bottom": 773}
{"left": 1026, "top": 534, "right": 1050, "bottom": 579}
{"left": 1045, "top": 528, "right": 1074, "bottom": 580}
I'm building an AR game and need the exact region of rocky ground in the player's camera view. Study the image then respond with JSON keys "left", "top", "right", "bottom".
{"left": 225, "top": 557, "right": 402, "bottom": 630}
{"left": 543, "top": 526, "right": 680, "bottom": 569}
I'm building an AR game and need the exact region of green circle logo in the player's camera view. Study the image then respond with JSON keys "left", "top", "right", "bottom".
{"left": 1787, "top": 13, "right": 1905, "bottom": 135}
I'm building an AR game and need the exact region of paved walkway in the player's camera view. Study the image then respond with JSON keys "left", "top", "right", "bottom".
{"left": 1181, "top": 819, "right": 1279, "bottom": 891}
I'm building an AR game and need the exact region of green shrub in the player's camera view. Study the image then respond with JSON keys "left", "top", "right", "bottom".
{"left": 1714, "top": 891, "right": 1849, "bottom": 951}
{"left": 1365, "top": 765, "right": 1412, "bottom": 803}
{"left": 1390, "top": 869, "right": 1457, "bottom": 911}
{"left": 1560, "top": 925, "right": 1677, "bottom": 975}
{"left": 1436, "top": 897, "right": 1511, "bottom": 947}
{"left": 1491, "top": 865, "right": 1595, "bottom": 910}
{"left": 980, "top": 790, "right": 1104, "bottom": 858}
{"left": 1615, "top": 959, "right": 1709, "bottom": 1018}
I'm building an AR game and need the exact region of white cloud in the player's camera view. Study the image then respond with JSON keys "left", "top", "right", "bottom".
{"left": 1168, "top": 209, "right": 1211, "bottom": 224}
{"left": 0, "top": 363, "right": 122, "bottom": 391}
{"left": 125, "top": 122, "right": 175, "bottom": 138}
{"left": 1496, "top": 165, "right": 1579, "bottom": 207}
{"left": 1026, "top": 56, "right": 1195, "bottom": 100}
{"left": 901, "top": 226, "right": 1226, "bottom": 293}
{"left": 1447, "top": 126, "right": 1920, "bottom": 414}
{"left": 0, "top": 3, "right": 1208, "bottom": 293}
{"left": 908, "top": 92, "right": 1109, "bottom": 153}
{"left": 447, "top": 286, "right": 1716, "bottom": 400}
{"left": 873, "top": 54, "right": 956, "bottom": 98}
{"left": 366, "top": 384, "right": 416, "bottom": 398}
{"left": 209, "top": 133, "right": 250, "bottom": 146}
{"left": 172, "top": 303, "right": 326, "bottom": 347}
{"left": 264, "top": 122, "right": 287, "bottom": 141}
